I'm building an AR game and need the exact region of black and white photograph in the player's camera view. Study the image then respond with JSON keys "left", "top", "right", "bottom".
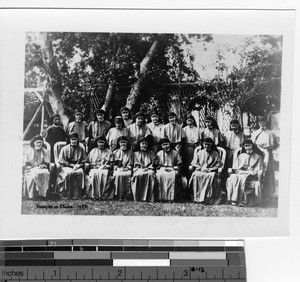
{"left": 0, "top": 8, "right": 294, "bottom": 238}
{"left": 21, "top": 31, "right": 282, "bottom": 217}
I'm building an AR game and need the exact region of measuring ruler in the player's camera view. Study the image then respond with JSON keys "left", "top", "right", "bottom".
{"left": 0, "top": 240, "right": 246, "bottom": 281}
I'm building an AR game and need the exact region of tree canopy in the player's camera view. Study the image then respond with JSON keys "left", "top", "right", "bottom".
{"left": 24, "top": 32, "right": 282, "bottom": 136}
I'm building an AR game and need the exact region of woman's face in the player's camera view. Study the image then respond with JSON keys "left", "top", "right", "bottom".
{"left": 161, "top": 143, "right": 170, "bottom": 151}
{"left": 115, "top": 123, "right": 122, "bottom": 130}
{"left": 96, "top": 113, "right": 104, "bottom": 122}
{"left": 53, "top": 117, "right": 60, "bottom": 126}
{"left": 258, "top": 121, "right": 267, "bottom": 130}
{"left": 231, "top": 124, "right": 239, "bottom": 132}
{"left": 140, "top": 141, "right": 148, "bottom": 151}
{"left": 34, "top": 140, "right": 43, "bottom": 150}
{"left": 70, "top": 137, "right": 78, "bottom": 146}
{"left": 244, "top": 144, "right": 253, "bottom": 154}
{"left": 204, "top": 143, "right": 212, "bottom": 152}
{"left": 151, "top": 115, "right": 159, "bottom": 124}
{"left": 136, "top": 117, "right": 144, "bottom": 126}
{"left": 205, "top": 121, "right": 213, "bottom": 129}
{"left": 97, "top": 141, "right": 105, "bottom": 149}
{"left": 119, "top": 141, "right": 128, "bottom": 151}
{"left": 187, "top": 119, "right": 194, "bottom": 127}
{"left": 121, "top": 111, "right": 129, "bottom": 120}
{"left": 75, "top": 114, "right": 82, "bottom": 122}
{"left": 169, "top": 116, "right": 176, "bottom": 124}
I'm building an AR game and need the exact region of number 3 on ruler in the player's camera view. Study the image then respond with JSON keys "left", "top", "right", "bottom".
{"left": 184, "top": 270, "right": 188, "bottom": 276}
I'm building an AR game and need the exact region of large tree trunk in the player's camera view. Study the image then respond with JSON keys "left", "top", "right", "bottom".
{"left": 40, "top": 32, "right": 70, "bottom": 127}
{"left": 126, "top": 39, "right": 160, "bottom": 110}
{"left": 101, "top": 83, "right": 115, "bottom": 112}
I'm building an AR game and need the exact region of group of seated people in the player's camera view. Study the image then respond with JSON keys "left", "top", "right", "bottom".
{"left": 23, "top": 106, "right": 278, "bottom": 207}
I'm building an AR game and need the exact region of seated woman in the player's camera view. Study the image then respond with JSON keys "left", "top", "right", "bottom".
{"left": 87, "top": 136, "right": 113, "bottom": 200}
{"left": 112, "top": 136, "right": 134, "bottom": 201}
{"left": 189, "top": 138, "right": 222, "bottom": 204}
{"left": 156, "top": 138, "right": 182, "bottom": 203}
{"left": 226, "top": 139, "right": 264, "bottom": 207}
{"left": 23, "top": 135, "right": 50, "bottom": 199}
{"left": 132, "top": 136, "right": 156, "bottom": 202}
{"left": 106, "top": 116, "right": 129, "bottom": 152}
{"left": 57, "top": 133, "right": 87, "bottom": 199}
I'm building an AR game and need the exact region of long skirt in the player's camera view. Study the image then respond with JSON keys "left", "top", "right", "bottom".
{"left": 263, "top": 151, "right": 276, "bottom": 200}
{"left": 87, "top": 169, "right": 113, "bottom": 200}
{"left": 156, "top": 169, "right": 179, "bottom": 201}
{"left": 113, "top": 170, "right": 132, "bottom": 200}
{"left": 226, "top": 173, "right": 262, "bottom": 206}
{"left": 183, "top": 143, "right": 197, "bottom": 177}
{"left": 58, "top": 167, "right": 85, "bottom": 199}
{"left": 24, "top": 167, "right": 50, "bottom": 199}
{"left": 131, "top": 169, "right": 155, "bottom": 201}
{"left": 189, "top": 171, "right": 221, "bottom": 204}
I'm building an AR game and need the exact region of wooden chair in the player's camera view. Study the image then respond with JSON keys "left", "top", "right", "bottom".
{"left": 23, "top": 140, "right": 54, "bottom": 171}
{"left": 228, "top": 147, "right": 269, "bottom": 182}
{"left": 192, "top": 146, "right": 226, "bottom": 177}
{"left": 53, "top": 141, "right": 88, "bottom": 170}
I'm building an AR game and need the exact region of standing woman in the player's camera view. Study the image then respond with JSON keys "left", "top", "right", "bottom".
{"left": 251, "top": 116, "right": 278, "bottom": 200}
{"left": 23, "top": 135, "right": 50, "bottom": 199}
{"left": 112, "top": 136, "right": 134, "bottom": 201}
{"left": 120, "top": 107, "right": 133, "bottom": 128}
{"left": 106, "top": 116, "right": 129, "bottom": 152}
{"left": 128, "top": 112, "right": 152, "bottom": 151}
{"left": 183, "top": 114, "right": 202, "bottom": 177}
{"left": 156, "top": 138, "right": 182, "bottom": 203}
{"left": 224, "top": 119, "right": 246, "bottom": 167}
{"left": 201, "top": 116, "right": 224, "bottom": 147}
{"left": 147, "top": 110, "right": 164, "bottom": 154}
{"left": 66, "top": 109, "right": 88, "bottom": 148}
{"left": 45, "top": 114, "right": 67, "bottom": 162}
{"left": 57, "top": 133, "right": 87, "bottom": 199}
{"left": 189, "top": 138, "right": 222, "bottom": 204}
{"left": 87, "top": 136, "right": 113, "bottom": 200}
{"left": 87, "top": 109, "right": 111, "bottom": 152}
{"left": 163, "top": 112, "right": 185, "bottom": 154}
{"left": 132, "top": 136, "right": 156, "bottom": 202}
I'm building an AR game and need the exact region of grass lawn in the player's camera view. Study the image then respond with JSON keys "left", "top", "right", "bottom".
{"left": 22, "top": 198, "right": 278, "bottom": 217}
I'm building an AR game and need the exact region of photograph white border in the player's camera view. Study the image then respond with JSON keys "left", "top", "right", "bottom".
{"left": 0, "top": 7, "right": 294, "bottom": 239}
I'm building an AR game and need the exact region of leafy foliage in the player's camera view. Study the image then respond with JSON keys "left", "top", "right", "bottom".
{"left": 25, "top": 32, "right": 210, "bottom": 124}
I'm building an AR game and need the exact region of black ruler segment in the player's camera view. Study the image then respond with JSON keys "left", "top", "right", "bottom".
{"left": 73, "top": 246, "right": 97, "bottom": 251}
{"left": 55, "top": 259, "right": 113, "bottom": 266}
{"left": 45, "top": 246, "right": 72, "bottom": 251}
{"left": 23, "top": 246, "right": 46, "bottom": 252}
{"left": 148, "top": 246, "right": 174, "bottom": 251}
{"left": 4, "top": 252, "right": 53, "bottom": 259}
{"left": 98, "top": 246, "right": 124, "bottom": 251}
